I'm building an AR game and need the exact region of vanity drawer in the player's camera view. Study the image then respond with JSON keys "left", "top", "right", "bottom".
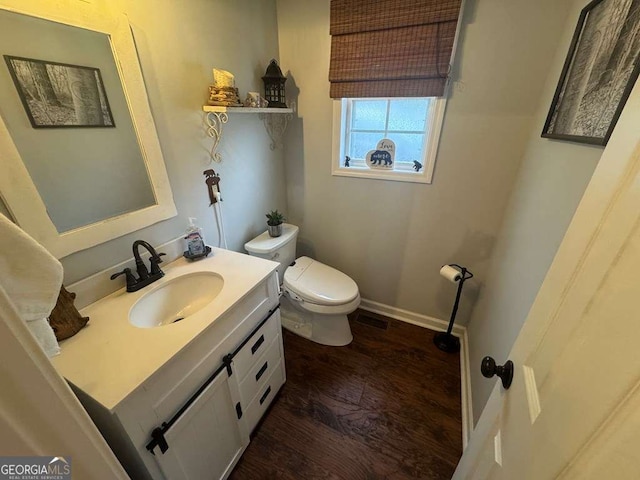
{"left": 233, "top": 309, "right": 281, "bottom": 382}
{"left": 238, "top": 333, "right": 282, "bottom": 405}
{"left": 244, "top": 362, "right": 285, "bottom": 434}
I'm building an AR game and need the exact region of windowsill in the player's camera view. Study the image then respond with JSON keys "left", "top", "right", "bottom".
{"left": 332, "top": 166, "right": 432, "bottom": 184}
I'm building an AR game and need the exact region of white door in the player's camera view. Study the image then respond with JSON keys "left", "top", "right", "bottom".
{"left": 454, "top": 83, "right": 640, "bottom": 478}
{"left": 152, "top": 369, "right": 248, "bottom": 480}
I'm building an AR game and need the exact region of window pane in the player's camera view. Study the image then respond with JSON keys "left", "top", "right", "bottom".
{"left": 349, "top": 132, "right": 383, "bottom": 159}
{"left": 388, "top": 133, "right": 425, "bottom": 163}
{"left": 351, "top": 100, "right": 387, "bottom": 131}
{"left": 388, "top": 98, "right": 430, "bottom": 132}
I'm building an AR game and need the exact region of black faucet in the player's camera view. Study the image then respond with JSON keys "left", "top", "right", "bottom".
{"left": 110, "top": 240, "right": 166, "bottom": 292}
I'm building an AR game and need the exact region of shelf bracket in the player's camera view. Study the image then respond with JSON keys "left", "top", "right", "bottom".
{"left": 259, "top": 112, "right": 292, "bottom": 150}
{"left": 205, "top": 111, "right": 228, "bottom": 163}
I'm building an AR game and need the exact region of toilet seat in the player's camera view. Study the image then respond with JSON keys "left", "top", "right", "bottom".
{"left": 283, "top": 256, "right": 359, "bottom": 306}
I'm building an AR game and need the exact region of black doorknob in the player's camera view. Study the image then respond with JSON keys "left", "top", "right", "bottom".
{"left": 481, "top": 356, "right": 514, "bottom": 389}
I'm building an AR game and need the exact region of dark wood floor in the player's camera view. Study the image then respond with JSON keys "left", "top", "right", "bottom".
{"left": 230, "top": 310, "right": 462, "bottom": 480}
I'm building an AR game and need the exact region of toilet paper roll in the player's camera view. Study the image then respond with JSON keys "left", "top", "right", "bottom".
{"left": 440, "top": 265, "right": 462, "bottom": 283}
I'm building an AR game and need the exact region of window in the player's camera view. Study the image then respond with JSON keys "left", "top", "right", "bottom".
{"left": 328, "top": 0, "right": 462, "bottom": 184}
{"left": 332, "top": 97, "right": 446, "bottom": 183}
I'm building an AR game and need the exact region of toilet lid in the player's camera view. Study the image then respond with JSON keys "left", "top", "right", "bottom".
{"left": 284, "top": 256, "right": 359, "bottom": 305}
{"left": 244, "top": 224, "right": 298, "bottom": 254}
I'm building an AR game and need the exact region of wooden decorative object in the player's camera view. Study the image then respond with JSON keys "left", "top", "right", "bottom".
{"left": 48, "top": 285, "right": 89, "bottom": 341}
{"left": 203, "top": 169, "right": 221, "bottom": 205}
{"left": 365, "top": 138, "right": 395, "bottom": 170}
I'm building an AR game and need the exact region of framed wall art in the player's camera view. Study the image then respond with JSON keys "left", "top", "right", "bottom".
{"left": 4, "top": 55, "right": 115, "bottom": 128}
{"left": 542, "top": 0, "right": 640, "bottom": 146}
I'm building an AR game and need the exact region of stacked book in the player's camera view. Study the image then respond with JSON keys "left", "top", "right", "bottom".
{"left": 207, "top": 68, "right": 242, "bottom": 107}
{"left": 207, "top": 86, "right": 242, "bottom": 107}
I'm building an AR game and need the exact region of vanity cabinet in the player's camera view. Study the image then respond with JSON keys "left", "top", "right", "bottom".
{"left": 151, "top": 369, "right": 245, "bottom": 479}
{"left": 71, "top": 270, "right": 285, "bottom": 480}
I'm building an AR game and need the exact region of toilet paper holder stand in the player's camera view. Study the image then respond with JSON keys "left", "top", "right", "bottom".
{"left": 434, "top": 264, "right": 473, "bottom": 353}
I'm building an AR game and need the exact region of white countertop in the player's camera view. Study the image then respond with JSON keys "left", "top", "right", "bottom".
{"left": 52, "top": 248, "right": 278, "bottom": 410}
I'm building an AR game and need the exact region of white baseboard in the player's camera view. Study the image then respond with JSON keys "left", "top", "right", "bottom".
{"left": 359, "top": 298, "right": 474, "bottom": 450}
{"left": 359, "top": 298, "right": 466, "bottom": 336}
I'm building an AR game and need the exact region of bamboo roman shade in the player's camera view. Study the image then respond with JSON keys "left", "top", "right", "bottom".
{"left": 329, "top": 0, "right": 462, "bottom": 98}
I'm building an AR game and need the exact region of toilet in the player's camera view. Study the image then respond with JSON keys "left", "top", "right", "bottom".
{"left": 245, "top": 224, "right": 359, "bottom": 346}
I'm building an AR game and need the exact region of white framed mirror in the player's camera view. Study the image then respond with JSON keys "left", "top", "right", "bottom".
{"left": 0, "top": 0, "right": 176, "bottom": 259}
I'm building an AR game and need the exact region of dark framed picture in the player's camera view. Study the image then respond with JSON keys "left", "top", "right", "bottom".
{"left": 4, "top": 55, "right": 115, "bottom": 128}
{"left": 542, "top": 0, "right": 640, "bottom": 146}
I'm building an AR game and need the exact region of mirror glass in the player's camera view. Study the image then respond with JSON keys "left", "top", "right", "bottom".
{"left": 0, "top": 10, "right": 155, "bottom": 233}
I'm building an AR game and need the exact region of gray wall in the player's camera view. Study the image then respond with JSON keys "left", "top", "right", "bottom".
{"left": 276, "top": 0, "right": 574, "bottom": 325}
{"left": 0, "top": 10, "right": 153, "bottom": 233}
{"left": 55, "top": 0, "right": 287, "bottom": 283}
{"left": 467, "top": 0, "right": 603, "bottom": 422}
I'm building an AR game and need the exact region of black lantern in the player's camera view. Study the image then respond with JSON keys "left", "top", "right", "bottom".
{"left": 262, "top": 59, "right": 287, "bottom": 108}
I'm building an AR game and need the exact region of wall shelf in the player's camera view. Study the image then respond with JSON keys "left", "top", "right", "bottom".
{"left": 203, "top": 106, "right": 293, "bottom": 114}
{"left": 203, "top": 105, "right": 294, "bottom": 162}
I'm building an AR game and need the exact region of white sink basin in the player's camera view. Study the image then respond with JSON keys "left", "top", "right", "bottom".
{"left": 129, "top": 272, "right": 224, "bottom": 328}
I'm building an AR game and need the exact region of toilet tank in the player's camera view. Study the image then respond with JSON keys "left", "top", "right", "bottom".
{"left": 244, "top": 223, "right": 299, "bottom": 282}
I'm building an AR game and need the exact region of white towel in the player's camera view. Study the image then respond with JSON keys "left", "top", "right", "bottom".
{"left": 0, "top": 215, "right": 63, "bottom": 357}
{"left": 27, "top": 318, "right": 61, "bottom": 357}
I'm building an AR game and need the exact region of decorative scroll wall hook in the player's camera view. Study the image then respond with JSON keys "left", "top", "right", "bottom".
{"left": 203, "top": 169, "right": 221, "bottom": 205}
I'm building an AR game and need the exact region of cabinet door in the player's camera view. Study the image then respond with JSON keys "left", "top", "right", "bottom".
{"left": 152, "top": 370, "right": 247, "bottom": 480}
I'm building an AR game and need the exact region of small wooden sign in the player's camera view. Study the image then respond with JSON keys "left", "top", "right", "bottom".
{"left": 365, "top": 139, "right": 395, "bottom": 170}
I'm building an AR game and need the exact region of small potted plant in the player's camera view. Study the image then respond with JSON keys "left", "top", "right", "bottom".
{"left": 266, "top": 210, "right": 285, "bottom": 237}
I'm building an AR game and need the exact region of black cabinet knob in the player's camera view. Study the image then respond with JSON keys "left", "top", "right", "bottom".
{"left": 481, "top": 356, "right": 514, "bottom": 389}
